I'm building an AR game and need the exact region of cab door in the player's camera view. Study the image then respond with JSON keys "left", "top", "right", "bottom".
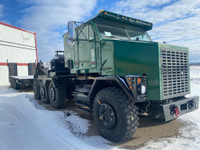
{"left": 76, "top": 24, "right": 97, "bottom": 70}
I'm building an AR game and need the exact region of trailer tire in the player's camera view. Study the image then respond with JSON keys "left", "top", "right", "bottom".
{"left": 33, "top": 81, "right": 40, "bottom": 100}
{"left": 48, "top": 82, "right": 66, "bottom": 109}
{"left": 93, "top": 87, "right": 139, "bottom": 142}
{"left": 39, "top": 82, "right": 49, "bottom": 103}
{"left": 15, "top": 82, "right": 20, "bottom": 90}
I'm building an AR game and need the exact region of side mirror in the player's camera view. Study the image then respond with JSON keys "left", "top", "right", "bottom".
{"left": 68, "top": 21, "right": 76, "bottom": 41}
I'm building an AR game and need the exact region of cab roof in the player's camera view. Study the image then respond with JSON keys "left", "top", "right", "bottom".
{"left": 90, "top": 10, "right": 153, "bottom": 31}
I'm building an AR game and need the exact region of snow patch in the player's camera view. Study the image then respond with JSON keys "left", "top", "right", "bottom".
{"left": 0, "top": 86, "right": 112, "bottom": 150}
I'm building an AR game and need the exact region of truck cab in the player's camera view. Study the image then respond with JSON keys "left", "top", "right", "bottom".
{"left": 63, "top": 10, "right": 153, "bottom": 76}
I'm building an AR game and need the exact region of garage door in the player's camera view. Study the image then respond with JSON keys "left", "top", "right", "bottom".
{"left": 17, "top": 66, "right": 28, "bottom": 76}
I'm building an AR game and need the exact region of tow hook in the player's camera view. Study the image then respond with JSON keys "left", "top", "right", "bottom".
{"left": 170, "top": 105, "right": 180, "bottom": 117}
{"left": 188, "top": 100, "right": 196, "bottom": 110}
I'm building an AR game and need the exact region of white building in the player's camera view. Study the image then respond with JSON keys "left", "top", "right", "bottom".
{"left": 0, "top": 22, "right": 38, "bottom": 86}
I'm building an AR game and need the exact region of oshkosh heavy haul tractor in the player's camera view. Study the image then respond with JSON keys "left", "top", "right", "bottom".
{"left": 33, "top": 10, "right": 199, "bottom": 142}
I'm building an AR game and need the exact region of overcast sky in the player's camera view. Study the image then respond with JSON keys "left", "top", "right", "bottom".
{"left": 0, "top": 0, "right": 200, "bottom": 63}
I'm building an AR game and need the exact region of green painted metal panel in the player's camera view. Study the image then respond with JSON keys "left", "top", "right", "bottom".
{"left": 101, "top": 41, "right": 114, "bottom": 75}
{"left": 112, "top": 40, "right": 162, "bottom": 100}
{"left": 63, "top": 22, "right": 102, "bottom": 74}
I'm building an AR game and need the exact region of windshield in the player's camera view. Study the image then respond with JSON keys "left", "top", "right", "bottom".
{"left": 94, "top": 18, "right": 151, "bottom": 41}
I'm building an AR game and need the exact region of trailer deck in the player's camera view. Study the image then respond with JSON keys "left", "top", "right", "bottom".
{"left": 10, "top": 76, "right": 33, "bottom": 90}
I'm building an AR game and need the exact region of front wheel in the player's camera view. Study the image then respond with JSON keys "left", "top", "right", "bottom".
{"left": 93, "top": 87, "right": 139, "bottom": 142}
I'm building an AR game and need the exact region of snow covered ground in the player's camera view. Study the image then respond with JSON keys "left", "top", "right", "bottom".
{"left": 0, "top": 88, "right": 112, "bottom": 150}
{"left": 0, "top": 66, "right": 200, "bottom": 150}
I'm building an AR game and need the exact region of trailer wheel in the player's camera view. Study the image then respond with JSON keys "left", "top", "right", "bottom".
{"left": 39, "top": 82, "right": 49, "bottom": 103}
{"left": 93, "top": 87, "right": 139, "bottom": 142}
{"left": 15, "top": 82, "right": 20, "bottom": 90}
{"left": 33, "top": 82, "right": 40, "bottom": 100}
{"left": 48, "top": 82, "right": 66, "bottom": 108}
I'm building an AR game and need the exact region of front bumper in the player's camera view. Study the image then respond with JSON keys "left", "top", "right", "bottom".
{"left": 162, "top": 96, "right": 199, "bottom": 122}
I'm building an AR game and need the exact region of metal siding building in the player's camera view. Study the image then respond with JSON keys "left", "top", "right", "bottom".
{"left": 0, "top": 22, "right": 38, "bottom": 86}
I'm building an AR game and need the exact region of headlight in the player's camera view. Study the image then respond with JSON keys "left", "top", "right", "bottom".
{"left": 126, "top": 75, "right": 147, "bottom": 94}
{"left": 125, "top": 75, "right": 147, "bottom": 102}
{"left": 141, "top": 85, "right": 146, "bottom": 94}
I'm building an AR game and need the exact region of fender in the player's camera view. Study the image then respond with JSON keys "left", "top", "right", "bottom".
{"left": 88, "top": 77, "right": 134, "bottom": 103}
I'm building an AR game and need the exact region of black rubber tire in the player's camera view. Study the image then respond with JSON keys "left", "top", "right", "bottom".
{"left": 33, "top": 81, "right": 40, "bottom": 100}
{"left": 10, "top": 80, "right": 20, "bottom": 90}
{"left": 93, "top": 87, "right": 139, "bottom": 142}
{"left": 48, "top": 82, "right": 66, "bottom": 109}
{"left": 15, "top": 82, "right": 20, "bottom": 90}
{"left": 39, "top": 82, "right": 49, "bottom": 103}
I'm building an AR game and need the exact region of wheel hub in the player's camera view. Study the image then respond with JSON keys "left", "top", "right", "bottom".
{"left": 50, "top": 88, "right": 55, "bottom": 101}
{"left": 33, "top": 86, "right": 38, "bottom": 95}
{"left": 99, "top": 103, "right": 116, "bottom": 129}
{"left": 40, "top": 87, "right": 45, "bottom": 98}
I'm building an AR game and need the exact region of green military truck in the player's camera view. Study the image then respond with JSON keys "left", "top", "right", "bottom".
{"left": 33, "top": 10, "right": 199, "bottom": 142}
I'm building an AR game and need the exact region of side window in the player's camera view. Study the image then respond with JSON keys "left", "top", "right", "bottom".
{"left": 77, "top": 24, "right": 94, "bottom": 41}
{"left": 78, "top": 25, "right": 88, "bottom": 40}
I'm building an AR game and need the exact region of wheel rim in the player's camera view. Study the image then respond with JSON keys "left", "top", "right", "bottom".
{"left": 40, "top": 87, "right": 45, "bottom": 99}
{"left": 33, "top": 85, "right": 38, "bottom": 96}
{"left": 99, "top": 103, "right": 116, "bottom": 129}
{"left": 50, "top": 88, "right": 55, "bottom": 101}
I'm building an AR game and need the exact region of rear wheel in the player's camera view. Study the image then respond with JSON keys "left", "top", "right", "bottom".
{"left": 93, "top": 87, "right": 139, "bottom": 142}
{"left": 39, "top": 82, "right": 49, "bottom": 103}
{"left": 48, "top": 82, "right": 66, "bottom": 108}
{"left": 33, "top": 81, "right": 40, "bottom": 100}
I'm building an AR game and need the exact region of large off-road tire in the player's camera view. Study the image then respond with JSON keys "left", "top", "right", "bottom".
{"left": 39, "top": 82, "right": 49, "bottom": 103}
{"left": 33, "top": 81, "right": 40, "bottom": 100}
{"left": 93, "top": 87, "right": 139, "bottom": 142}
{"left": 48, "top": 82, "right": 66, "bottom": 109}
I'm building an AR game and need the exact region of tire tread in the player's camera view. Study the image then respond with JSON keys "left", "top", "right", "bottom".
{"left": 93, "top": 87, "right": 139, "bottom": 142}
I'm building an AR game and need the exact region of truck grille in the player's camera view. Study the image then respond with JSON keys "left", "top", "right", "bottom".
{"left": 161, "top": 48, "right": 189, "bottom": 99}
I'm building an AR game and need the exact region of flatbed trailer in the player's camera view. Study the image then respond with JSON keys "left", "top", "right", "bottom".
{"left": 10, "top": 76, "right": 33, "bottom": 90}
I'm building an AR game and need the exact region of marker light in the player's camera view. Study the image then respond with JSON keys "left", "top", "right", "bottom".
{"left": 104, "top": 12, "right": 107, "bottom": 15}
{"left": 99, "top": 10, "right": 104, "bottom": 13}
{"left": 129, "top": 86, "right": 133, "bottom": 90}
{"left": 137, "top": 78, "right": 141, "bottom": 84}
{"left": 128, "top": 77, "right": 131, "bottom": 81}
